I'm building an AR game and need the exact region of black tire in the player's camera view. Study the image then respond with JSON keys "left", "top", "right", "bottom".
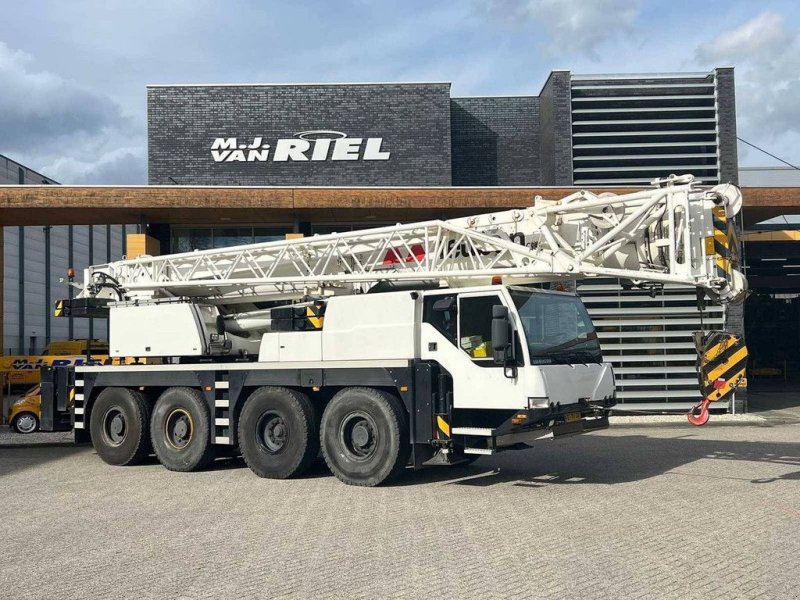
{"left": 12, "top": 412, "right": 39, "bottom": 434}
{"left": 150, "top": 387, "right": 214, "bottom": 472}
{"left": 321, "top": 387, "right": 410, "bottom": 487}
{"left": 90, "top": 387, "right": 151, "bottom": 466}
{"left": 238, "top": 386, "right": 318, "bottom": 479}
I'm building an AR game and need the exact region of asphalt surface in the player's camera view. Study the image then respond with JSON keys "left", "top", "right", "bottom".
{"left": 1, "top": 422, "right": 799, "bottom": 599}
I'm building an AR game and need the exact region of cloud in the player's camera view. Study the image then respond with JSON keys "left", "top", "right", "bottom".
{"left": 0, "top": 40, "right": 145, "bottom": 183}
{"left": 43, "top": 147, "right": 146, "bottom": 185}
{"left": 696, "top": 12, "right": 792, "bottom": 64}
{"left": 480, "top": 0, "right": 642, "bottom": 58}
{"left": 694, "top": 10, "right": 800, "bottom": 160}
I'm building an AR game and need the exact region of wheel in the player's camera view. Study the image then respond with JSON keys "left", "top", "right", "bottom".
{"left": 89, "top": 388, "right": 151, "bottom": 466}
{"left": 321, "top": 387, "right": 410, "bottom": 487}
{"left": 238, "top": 386, "right": 318, "bottom": 479}
{"left": 151, "top": 387, "right": 214, "bottom": 472}
{"left": 12, "top": 412, "right": 39, "bottom": 434}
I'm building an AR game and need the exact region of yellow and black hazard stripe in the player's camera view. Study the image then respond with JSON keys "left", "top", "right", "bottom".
{"left": 436, "top": 415, "right": 450, "bottom": 439}
{"left": 306, "top": 302, "right": 325, "bottom": 329}
{"left": 707, "top": 207, "right": 742, "bottom": 282}
{"left": 696, "top": 331, "right": 748, "bottom": 402}
{"left": 710, "top": 207, "right": 732, "bottom": 279}
{"left": 54, "top": 300, "right": 65, "bottom": 317}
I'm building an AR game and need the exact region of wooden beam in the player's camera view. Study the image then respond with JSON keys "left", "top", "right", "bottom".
{"left": 0, "top": 185, "right": 798, "bottom": 227}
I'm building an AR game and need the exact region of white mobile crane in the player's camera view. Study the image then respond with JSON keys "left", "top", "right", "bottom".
{"left": 49, "top": 174, "right": 747, "bottom": 486}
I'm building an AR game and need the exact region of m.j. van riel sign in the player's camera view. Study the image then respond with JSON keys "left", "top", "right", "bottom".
{"left": 211, "top": 130, "right": 391, "bottom": 163}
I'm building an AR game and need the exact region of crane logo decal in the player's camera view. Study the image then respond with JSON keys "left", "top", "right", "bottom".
{"left": 211, "top": 130, "right": 391, "bottom": 163}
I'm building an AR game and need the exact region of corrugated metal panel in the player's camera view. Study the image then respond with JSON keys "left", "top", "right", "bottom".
{"left": 570, "top": 73, "right": 720, "bottom": 186}
{"left": 3, "top": 222, "right": 128, "bottom": 351}
{"left": 579, "top": 279, "right": 727, "bottom": 409}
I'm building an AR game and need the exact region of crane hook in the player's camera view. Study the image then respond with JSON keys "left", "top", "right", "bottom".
{"left": 687, "top": 398, "right": 711, "bottom": 426}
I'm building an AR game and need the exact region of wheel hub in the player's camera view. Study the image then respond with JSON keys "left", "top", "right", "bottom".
{"left": 165, "top": 409, "right": 193, "bottom": 450}
{"left": 258, "top": 412, "right": 288, "bottom": 454}
{"left": 339, "top": 412, "right": 378, "bottom": 461}
{"left": 16, "top": 414, "right": 37, "bottom": 433}
{"left": 351, "top": 422, "right": 372, "bottom": 448}
{"left": 103, "top": 407, "right": 127, "bottom": 446}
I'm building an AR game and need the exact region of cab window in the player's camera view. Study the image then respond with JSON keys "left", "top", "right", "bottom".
{"left": 458, "top": 295, "right": 503, "bottom": 360}
{"left": 422, "top": 294, "right": 457, "bottom": 345}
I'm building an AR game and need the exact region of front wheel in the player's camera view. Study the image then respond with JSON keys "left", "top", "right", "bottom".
{"left": 321, "top": 387, "right": 409, "bottom": 487}
{"left": 12, "top": 412, "right": 39, "bottom": 434}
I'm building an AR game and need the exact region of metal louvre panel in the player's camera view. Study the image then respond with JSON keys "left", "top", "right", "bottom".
{"left": 570, "top": 72, "right": 720, "bottom": 186}
{"left": 578, "top": 279, "right": 727, "bottom": 409}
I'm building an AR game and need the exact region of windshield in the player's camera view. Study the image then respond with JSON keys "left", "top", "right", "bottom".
{"left": 509, "top": 287, "right": 602, "bottom": 365}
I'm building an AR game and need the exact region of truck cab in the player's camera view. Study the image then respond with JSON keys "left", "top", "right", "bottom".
{"left": 257, "top": 283, "right": 615, "bottom": 457}
{"left": 416, "top": 284, "right": 615, "bottom": 455}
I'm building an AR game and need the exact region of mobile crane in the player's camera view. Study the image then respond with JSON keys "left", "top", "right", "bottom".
{"left": 48, "top": 174, "right": 747, "bottom": 486}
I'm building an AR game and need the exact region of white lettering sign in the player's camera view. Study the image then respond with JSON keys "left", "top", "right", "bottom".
{"left": 210, "top": 130, "right": 391, "bottom": 163}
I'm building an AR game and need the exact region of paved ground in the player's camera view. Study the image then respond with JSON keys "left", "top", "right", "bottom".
{"left": 1, "top": 422, "right": 799, "bottom": 600}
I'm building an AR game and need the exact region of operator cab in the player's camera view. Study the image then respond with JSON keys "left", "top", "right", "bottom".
{"left": 422, "top": 284, "right": 603, "bottom": 368}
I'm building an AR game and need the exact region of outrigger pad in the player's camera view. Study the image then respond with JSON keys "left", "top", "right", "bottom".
{"left": 693, "top": 330, "right": 748, "bottom": 403}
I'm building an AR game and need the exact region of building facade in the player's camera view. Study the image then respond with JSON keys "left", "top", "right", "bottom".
{"left": 148, "top": 68, "right": 737, "bottom": 188}
{"left": 1, "top": 153, "right": 128, "bottom": 354}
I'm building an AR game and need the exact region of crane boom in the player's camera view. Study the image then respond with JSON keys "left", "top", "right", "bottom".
{"left": 78, "top": 175, "right": 746, "bottom": 306}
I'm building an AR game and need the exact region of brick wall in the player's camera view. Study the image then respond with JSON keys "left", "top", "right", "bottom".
{"left": 538, "top": 71, "right": 573, "bottom": 185}
{"left": 148, "top": 83, "right": 453, "bottom": 186}
{"left": 715, "top": 67, "right": 739, "bottom": 185}
{"left": 450, "top": 96, "right": 540, "bottom": 185}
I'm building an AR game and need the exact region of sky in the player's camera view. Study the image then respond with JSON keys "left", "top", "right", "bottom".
{"left": 0, "top": 0, "right": 799, "bottom": 184}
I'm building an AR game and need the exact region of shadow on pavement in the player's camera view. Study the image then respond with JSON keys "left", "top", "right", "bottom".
{"left": 392, "top": 432, "right": 800, "bottom": 488}
{"left": 748, "top": 382, "right": 800, "bottom": 422}
{"left": 0, "top": 444, "right": 90, "bottom": 478}
{"left": 5, "top": 428, "right": 800, "bottom": 488}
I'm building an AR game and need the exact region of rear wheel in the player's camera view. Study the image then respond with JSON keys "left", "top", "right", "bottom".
{"left": 12, "top": 412, "right": 39, "bottom": 434}
{"left": 321, "top": 387, "right": 409, "bottom": 487}
{"left": 90, "top": 387, "right": 151, "bottom": 466}
{"left": 238, "top": 386, "right": 318, "bottom": 479}
{"left": 151, "top": 387, "right": 214, "bottom": 472}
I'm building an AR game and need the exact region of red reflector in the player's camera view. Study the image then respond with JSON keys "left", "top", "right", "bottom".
{"left": 408, "top": 244, "right": 425, "bottom": 262}
{"left": 383, "top": 245, "right": 426, "bottom": 265}
{"left": 491, "top": 276, "right": 502, "bottom": 285}
{"left": 713, "top": 378, "right": 726, "bottom": 390}
{"left": 383, "top": 248, "right": 402, "bottom": 265}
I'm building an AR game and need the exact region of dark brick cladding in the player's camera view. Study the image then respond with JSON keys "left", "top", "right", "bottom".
{"left": 539, "top": 71, "right": 573, "bottom": 186}
{"left": 715, "top": 67, "right": 739, "bottom": 185}
{"left": 148, "top": 83, "right": 453, "bottom": 186}
{"left": 450, "top": 97, "right": 540, "bottom": 185}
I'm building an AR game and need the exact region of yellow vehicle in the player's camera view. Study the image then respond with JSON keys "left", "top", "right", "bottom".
{"left": 8, "top": 385, "right": 44, "bottom": 433}
{"left": 0, "top": 339, "right": 110, "bottom": 386}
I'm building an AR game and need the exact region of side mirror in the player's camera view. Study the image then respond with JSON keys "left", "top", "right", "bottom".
{"left": 491, "top": 305, "right": 510, "bottom": 364}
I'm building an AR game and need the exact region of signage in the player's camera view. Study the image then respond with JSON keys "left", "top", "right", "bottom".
{"left": 211, "top": 130, "right": 391, "bottom": 163}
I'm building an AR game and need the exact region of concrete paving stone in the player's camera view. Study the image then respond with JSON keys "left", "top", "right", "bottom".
{"left": 1, "top": 422, "right": 799, "bottom": 599}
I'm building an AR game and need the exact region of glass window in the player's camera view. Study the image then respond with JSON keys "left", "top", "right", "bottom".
{"left": 423, "top": 294, "right": 457, "bottom": 345}
{"left": 509, "top": 287, "right": 602, "bottom": 365}
{"left": 458, "top": 295, "right": 503, "bottom": 360}
{"left": 172, "top": 227, "right": 213, "bottom": 253}
{"left": 214, "top": 228, "right": 254, "bottom": 248}
{"left": 253, "top": 227, "right": 287, "bottom": 243}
